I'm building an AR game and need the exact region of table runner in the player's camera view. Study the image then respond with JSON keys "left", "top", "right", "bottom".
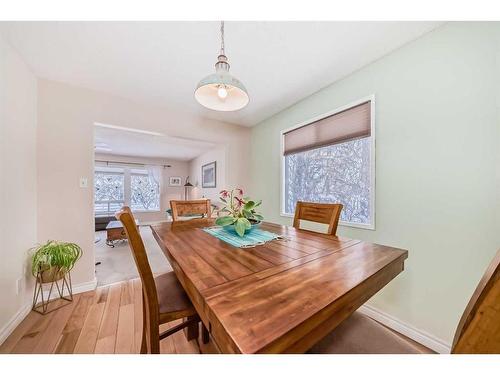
{"left": 202, "top": 226, "right": 285, "bottom": 248}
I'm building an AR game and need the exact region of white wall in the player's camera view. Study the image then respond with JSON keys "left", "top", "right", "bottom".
{"left": 0, "top": 35, "right": 37, "bottom": 341}
{"left": 94, "top": 153, "right": 189, "bottom": 223}
{"left": 250, "top": 22, "right": 500, "bottom": 346}
{"left": 188, "top": 146, "right": 227, "bottom": 202}
{"left": 37, "top": 79, "right": 251, "bottom": 289}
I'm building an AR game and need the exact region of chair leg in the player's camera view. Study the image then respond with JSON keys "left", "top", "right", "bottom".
{"left": 202, "top": 324, "right": 210, "bottom": 344}
{"left": 141, "top": 295, "right": 148, "bottom": 354}
{"left": 140, "top": 330, "right": 147, "bottom": 354}
{"left": 150, "top": 331, "right": 160, "bottom": 354}
{"left": 147, "top": 321, "right": 161, "bottom": 354}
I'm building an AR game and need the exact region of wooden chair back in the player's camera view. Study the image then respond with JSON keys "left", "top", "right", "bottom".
{"left": 121, "top": 205, "right": 133, "bottom": 215}
{"left": 170, "top": 199, "right": 211, "bottom": 221}
{"left": 452, "top": 249, "right": 500, "bottom": 353}
{"left": 293, "top": 201, "right": 343, "bottom": 235}
{"left": 115, "top": 207, "right": 160, "bottom": 353}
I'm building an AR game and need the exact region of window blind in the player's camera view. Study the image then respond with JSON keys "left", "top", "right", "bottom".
{"left": 283, "top": 101, "right": 371, "bottom": 156}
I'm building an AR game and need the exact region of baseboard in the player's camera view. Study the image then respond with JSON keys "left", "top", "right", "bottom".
{"left": 41, "top": 277, "right": 97, "bottom": 301}
{"left": 0, "top": 278, "right": 97, "bottom": 346}
{"left": 0, "top": 303, "right": 31, "bottom": 346}
{"left": 359, "top": 304, "right": 452, "bottom": 354}
{"left": 72, "top": 277, "right": 98, "bottom": 294}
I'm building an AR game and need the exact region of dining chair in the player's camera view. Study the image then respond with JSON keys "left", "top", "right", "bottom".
{"left": 451, "top": 249, "right": 500, "bottom": 353}
{"left": 116, "top": 206, "right": 200, "bottom": 354}
{"left": 293, "top": 201, "right": 343, "bottom": 236}
{"left": 170, "top": 199, "right": 211, "bottom": 222}
{"left": 309, "top": 249, "right": 500, "bottom": 354}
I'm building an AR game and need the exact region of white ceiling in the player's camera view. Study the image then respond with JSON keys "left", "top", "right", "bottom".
{"left": 0, "top": 21, "right": 442, "bottom": 126}
{"left": 94, "top": 125, "right": 215, "bottom": 161}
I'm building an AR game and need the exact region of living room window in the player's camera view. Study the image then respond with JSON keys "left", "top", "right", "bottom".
{"left": 130, "top": 169, "right": 160, "bottom": 211}
{"left": 94, "top": 165, "right": 161, "bottom": 215}
{"left": 281, "top": 97, "right": 375, "bottom": 229}
{"left": 94, "top": 167, "right": 125, "bottom": 216}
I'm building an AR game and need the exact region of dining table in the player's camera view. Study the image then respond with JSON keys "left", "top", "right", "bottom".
{"left": 151, "top": 219, "right": 408, "bottom": 354}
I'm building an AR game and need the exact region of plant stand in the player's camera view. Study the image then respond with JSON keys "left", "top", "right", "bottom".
{"left": 32, "top": 270, "right": 73, "bottom": 315}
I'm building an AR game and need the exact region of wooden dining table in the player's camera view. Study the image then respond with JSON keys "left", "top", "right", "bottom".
{"left": 151, "top": 219, "right": 408, "bottom": 354}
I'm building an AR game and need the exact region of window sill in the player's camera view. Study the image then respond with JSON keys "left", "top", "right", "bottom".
{"left": 132, "top": 210, "right": 161, "bottom": 213}
{"left": 279, "top": 213, "right": 375, "bottom": 231}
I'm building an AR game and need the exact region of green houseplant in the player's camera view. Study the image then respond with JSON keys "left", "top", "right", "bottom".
{"left": 215, "top": 188, "right": 264, "bottom": 237}
{"left": 31, "top": 240, "right": 82, "bottom": 283}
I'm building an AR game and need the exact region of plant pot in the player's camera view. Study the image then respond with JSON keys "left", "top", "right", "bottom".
{"left": 39, "top": 266, "right": 66, "bottom": 283}
{"left": 222, "top": 220, "right": 261, "bottom": 236}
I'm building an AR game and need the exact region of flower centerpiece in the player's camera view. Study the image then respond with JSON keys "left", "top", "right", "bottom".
{"left": 215, "top": 188, "right": 264, "bottom": 237}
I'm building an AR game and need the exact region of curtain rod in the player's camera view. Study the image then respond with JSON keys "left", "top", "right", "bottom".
{"left": 95, "top": 159, "right": 172, "bottom": 168}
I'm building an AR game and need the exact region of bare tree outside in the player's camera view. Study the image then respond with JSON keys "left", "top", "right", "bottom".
{"left": 131, "top": 173, "right": 160, "bottom": 211}
{"left": 284, "top": 137, "right": 371, "bottom": 224}
{"left": 94, "top": 167, "right": 160, "bottom": 214}
{"left": 94, "top": 171, "right": 125, "bottom": 215}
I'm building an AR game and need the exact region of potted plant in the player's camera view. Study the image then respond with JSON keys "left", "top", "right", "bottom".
{"left": 31, "top": 240, "right": 83, "bottom": 314}
{"left": 215, "top": 188, "right": 264, "bottom": 237}
{"left": 31, "top": 240, "right": 83, "bottom": 282}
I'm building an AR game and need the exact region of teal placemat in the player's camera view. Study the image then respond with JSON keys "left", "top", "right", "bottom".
{"left": 202, "top": 226, "right": 285, "bottom": 248}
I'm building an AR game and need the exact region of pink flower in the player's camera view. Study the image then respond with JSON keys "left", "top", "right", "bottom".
{"left": 220, "top": 190, "right": 229, "bottom": 198}
{"left": 236, "top": 188, "right": 244, "bottom": 196}
{"left": 234, "top": 196, "right": 244, "bottom": 207}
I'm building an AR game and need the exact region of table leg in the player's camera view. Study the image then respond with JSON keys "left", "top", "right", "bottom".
{"left": 183, "top": 316, "right": 199, "bottom": 341}
{"left": 202, "top": 323, "right": 210, "bottom": 344}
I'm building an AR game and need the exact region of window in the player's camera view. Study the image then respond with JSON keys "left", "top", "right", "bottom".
{"left": 131, "top": 169, "right": 160, "bottom": 211}
{"left": 94, "top": 167, "right": 125, "bottom": 216}
{"left": 281, "top": 98, "right": 375, "bottom": 229}
{"left": 94, "top": 165, "right": 160, "bottom": 215}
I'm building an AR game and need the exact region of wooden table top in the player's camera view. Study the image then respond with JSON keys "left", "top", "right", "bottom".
{"left": 151, "top": 219, "right": 408, "bottom": 353}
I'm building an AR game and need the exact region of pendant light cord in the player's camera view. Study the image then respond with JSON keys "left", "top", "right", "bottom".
{"left": 220, "top": 21, "right": 225, "bottom": 55}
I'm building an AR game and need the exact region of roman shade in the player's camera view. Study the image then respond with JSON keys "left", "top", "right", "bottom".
{"left": 283, "top": 101, "right": 371, "bottom": 156}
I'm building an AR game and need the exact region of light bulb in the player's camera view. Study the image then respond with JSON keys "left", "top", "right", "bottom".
{"left": 217, "top": 86, "right": 228, "bottom": 99}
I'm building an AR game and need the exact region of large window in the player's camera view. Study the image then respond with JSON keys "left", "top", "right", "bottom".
{"left": 94, "top": 165, "right": 160, "bottom": 215}
{"left": 282, "top": 98, "right": 375, "bottom": 229}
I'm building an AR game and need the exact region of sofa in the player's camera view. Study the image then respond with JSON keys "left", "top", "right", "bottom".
{"left": 95, "top": 216, "right": 115, "bottom": 231}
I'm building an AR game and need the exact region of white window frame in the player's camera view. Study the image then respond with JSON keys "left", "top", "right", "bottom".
{"left": 280, "top": 94, "right": 376, "bottom": 230}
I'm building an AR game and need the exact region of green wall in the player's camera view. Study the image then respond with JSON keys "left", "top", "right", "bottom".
{"left": 250, "top": 22, "right": 500, "bottom": 345}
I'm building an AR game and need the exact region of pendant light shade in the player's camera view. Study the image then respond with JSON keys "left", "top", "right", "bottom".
{"left": 195, "top": 22, "right": 249, "bottom": 112}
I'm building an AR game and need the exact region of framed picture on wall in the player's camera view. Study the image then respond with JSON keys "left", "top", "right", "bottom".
{"left": 169, "top": 176, "right": 182, "bottom": 186}
{"left": 202, "top": 161, "right": 216, "bottom": 188}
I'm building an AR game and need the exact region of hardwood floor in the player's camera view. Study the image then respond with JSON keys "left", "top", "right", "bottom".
{"left": 0, "top": 279, "right": 214, "bottom": 354}
{"left": 1, "top": 278, "right": 432, "bottom": 354}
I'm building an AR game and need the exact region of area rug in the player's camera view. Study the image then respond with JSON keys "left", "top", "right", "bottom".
{"left": 94, "top": 226, "right": 172, "bottom": 286}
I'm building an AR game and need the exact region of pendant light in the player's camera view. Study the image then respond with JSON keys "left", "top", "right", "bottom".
{"left": 195, "top": 21, "right": 249, "bottom": 111}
